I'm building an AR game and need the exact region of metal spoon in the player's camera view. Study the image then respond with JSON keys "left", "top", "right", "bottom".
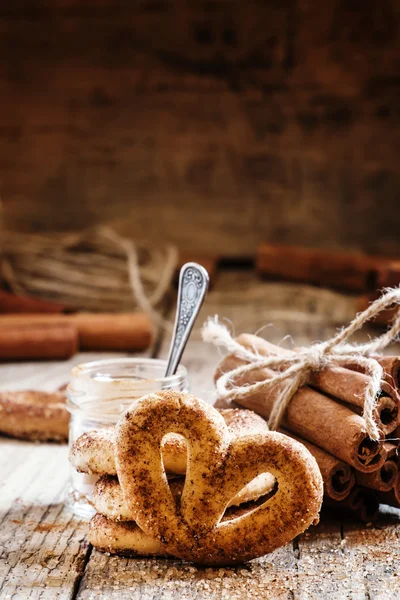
{"left": 164, "top": 262, "right": 210, "bottom": 377}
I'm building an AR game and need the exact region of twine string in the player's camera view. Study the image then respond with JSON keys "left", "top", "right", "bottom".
{"left": 0, "top": 225, "right": 177, "bottom": 328}
{"left": 202, "top": 287, "right": 400, "bottom": 441}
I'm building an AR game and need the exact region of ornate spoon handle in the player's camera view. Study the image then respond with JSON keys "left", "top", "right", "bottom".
{"left": 164, "top": 262, "right": 210, "bottom": 377}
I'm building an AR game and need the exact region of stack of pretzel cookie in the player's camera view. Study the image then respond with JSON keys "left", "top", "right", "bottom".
{"left": 69, "top": 390, "right": 323, "bottom": 565}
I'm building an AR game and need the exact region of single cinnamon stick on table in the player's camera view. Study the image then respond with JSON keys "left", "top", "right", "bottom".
{"left": 236, "top": 334, "right": 400, "bottom": 436}
{"left": 0, "top": 312, "right": 152, "bottom": 351}
{"left": 71, "top": 312, "right": 152, "bottom": 350}
{"left": 256, "top": 244, "right": 400, "bottom": 293}
{"left": 215, "top": 354, "right": 385, "bottom": 473}
{"left": 256, "top": 243, "right": 377, "bottom": 292}
{"left": 0, "top": 289, "right": 65, "bottom": 314}
{"left": 280, "top": 428, "right": 355, "bottom": 501}
{"left": 0, "top": 324, "right": 78, "bottom": 360}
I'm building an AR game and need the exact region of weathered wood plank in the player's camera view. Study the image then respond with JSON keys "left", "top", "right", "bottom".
{"left": 296, "top": 520, "right": 365, "bottom": 600}
{"left": 0, "top": 438, "right": 89, "bottom": 599}
{"left": 76, "top": 548, "right": 297, "bottom": 600}
{"left": 344, "top": 514, "right": 400, "bottom": 600}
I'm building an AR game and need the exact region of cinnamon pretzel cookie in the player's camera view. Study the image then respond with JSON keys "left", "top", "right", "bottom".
{"left": 92, "top": 472, "right": 276, "bottom": 522}
{"left": 69, "top": 407, "right": 269, "bottom": 476}
{"left": 89, "top": 513, "right": 169, "bottom": 558}
{"left": 0, "top": 390, "right": 68, "bottom": 442}
{"left": 89, "top": 477, "right": 276, "bottom": 557}
{"left": 114, "top": 391, "right": 323, "bottom": 565}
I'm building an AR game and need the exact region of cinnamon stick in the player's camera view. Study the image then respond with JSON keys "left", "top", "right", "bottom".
{"left": 72, "top": 312, "right": 152, "bottom": 351}
{"left": 236, "top": 334, "right": 400, "bottom": 436}
{"left": 0, "top": 289, "right": 65, "bottom": 314}
{"left": 324, "top": 486, "right": 380, "bottom": 522}
{"left": 215, "top": 354, "right": 385, "bottom": 473}
{"left": 280, "top": 428, "right": 355, "bottom": 501}
{"left": 355, "top": 444, "right": 398, "bottom": 492}
{"left": 256, "top": 243, "right": 377, "bottom": 292}
{"left": 256, "top": 243, "right": 400, "bottom": 293}
{"left": 0, "top": 312, "right": 152, "bottom": 351}
{"left": 379, "top": 489, "right": 400, "bottom": 508}
{"left": 355, "top": 294, "right": 399, "bottom": 327}
{"left": 374, "top": 355, "right": 400, "bottom": 391}
{"left": 377, "top": 445, "right": 400, "bottom": 507}
{"left": 373, "top": 258, "right": 400, "bottom": 289}
{"left": 340, "top": 354, "right": 400, "bottom": 394}
{"left": 0, "top": 324, "right": 78, "bottom": 360}
{"left": 378, "top": 477, "right": 400, "bottom": 508}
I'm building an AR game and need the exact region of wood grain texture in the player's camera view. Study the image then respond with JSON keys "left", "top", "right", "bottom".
{"left": 344, "top": 515, "right": 400, "bottom": 600}
{"left": 0, "top": 439, "right": 89, "bottom": 599}
{"left": 1, "top": 1, "right": 400, "bottom": 255}
{"left": 296, "top": 520, "right": 365, "bottom": 600}
{"left": 76, "top": 548, "right": 298, "bottom": 600}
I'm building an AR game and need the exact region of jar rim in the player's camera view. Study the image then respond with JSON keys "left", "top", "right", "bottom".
{"left": 67, "top": 357, "right": 189, "bottom": 414}
{"left": 70, "top": 357, "right": 187, "bottom": 386}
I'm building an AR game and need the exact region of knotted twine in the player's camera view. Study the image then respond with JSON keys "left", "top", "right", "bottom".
{"left": 0, "top": 225, "right": 177, "bottom": 328}
{"left": 202, "top": 287, "right": 400, "bottom": 442}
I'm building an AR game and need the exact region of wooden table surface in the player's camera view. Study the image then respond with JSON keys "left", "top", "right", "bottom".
{"left": 1, "top": 270, "right": 399, "bottom": 600}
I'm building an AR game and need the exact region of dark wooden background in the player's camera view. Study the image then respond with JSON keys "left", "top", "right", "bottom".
{"left": 1, "top": 0, "right": 400, "bottom": 256}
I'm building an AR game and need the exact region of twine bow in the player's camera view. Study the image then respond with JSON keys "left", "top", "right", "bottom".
{"left": 202, "top": 288, "right": 400, "bottom": 441}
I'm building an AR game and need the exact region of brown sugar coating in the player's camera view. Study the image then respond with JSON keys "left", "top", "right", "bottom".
{"left": 69, "top": 407, "right": 269, "bottom": 475}
{"left": 89, "top": 478, "right": 277, "bottom": 558}
{"left": 221, "top": 408, "right": 269, "bottom": 435}
{"left": 69, "top": 428, "right": 116, "bottom": 474}
{"left": 89, "top": 479, "right": 198, "bottom": 557}
{"left": 88, "top": 513, "right": 170, "bottom": 558}
{"left": 114, "top": 390, "right": 323, "bottom": 565}
{"left": 0, "top": 390, "right": 68, "bottom": 442}
{"left": 92, "top": 472, "right": 276, "bottom": 521}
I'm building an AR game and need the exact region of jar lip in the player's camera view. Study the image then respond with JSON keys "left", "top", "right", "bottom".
{"left": 67, "top": 357, "right": 189, "bottom": 415}
{"left": 70, "top": 357, "right": 187, "bottom": 385}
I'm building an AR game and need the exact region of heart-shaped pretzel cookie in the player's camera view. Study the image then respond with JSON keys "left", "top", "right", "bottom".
{"left": 69, "top": 407, "right": 270, "bottom": 476}
{"left": 116, "top": 390, "right": 323, "bottom": 565}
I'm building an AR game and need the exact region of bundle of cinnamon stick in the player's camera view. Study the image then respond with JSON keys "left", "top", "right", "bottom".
{"left": 215, "top": 334, "right": 400, "bottom": 521}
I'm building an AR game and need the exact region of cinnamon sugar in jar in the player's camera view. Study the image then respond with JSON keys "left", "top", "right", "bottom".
{"left": 65, "top": 357, "right": 189, "bottom": 518}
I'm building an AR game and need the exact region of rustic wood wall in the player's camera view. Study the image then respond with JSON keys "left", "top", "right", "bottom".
{"left": 1, "top": 0, "right": 400, "bottom": 256}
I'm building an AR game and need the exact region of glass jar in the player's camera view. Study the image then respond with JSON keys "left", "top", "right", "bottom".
{"left": 65, "top": 357, "right": 189, "bottom": 518}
